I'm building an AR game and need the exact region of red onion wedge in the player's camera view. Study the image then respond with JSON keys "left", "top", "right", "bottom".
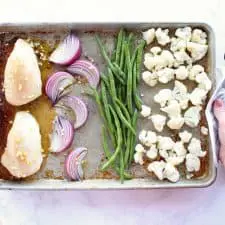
{"left": 65, "top": 147, "right": 88, "bottom": 181}
{"left": 45, "top": 71, "right": 75, "bottom": 104}
{"left": 50, "top": 116, "right": 74, "bottom": 153}
{"left": 57, "top": 96, "right": 88, "bottom": 129}
{"left": 67, "top": 59, "right": 100, "bottom": 88}
{"left": 49, "top": 33, "right": 81, "bottom": 65}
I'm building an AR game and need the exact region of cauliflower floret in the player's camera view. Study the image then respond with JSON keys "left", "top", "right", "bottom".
{"left": 191, "top": 29, "right": 207, "bottom": 45}
{"left": 172, "top": 80, "right": 189, "bottom": 110}
{"left": 167, "top": 117, "right": 184, "bottom": 130}
{"left": 160, "top": 50, "right": 175, "bottom": 68}
{"left": 173, "top": 80, "right": 187, "bottom": 95}
{"left": 201, "top": 126, "right": 208, "bottom": 136}
{"left": 175, "top": 65, "right": 188, "bottom": 80}
{"left": 145, "top": 131, "right": 157, "bottom": 146}
{"left": 166, "top": 155, "right": 185, "bottom": 166}
{"left": 161, "top": 100, "right": 181, "bottom": 118}
{"left": 170, "top": 37, "right": 187, "bottom": 52}
{"left": 188, "top": 64, "right": 204, "bottom": 80}
{"left": 173, "top": 50, "right": 192, "bottom": 67}
{"left": 148, "top": 160, "right": 166, "bottom": 180}
{"left": 143, "top": 53, "right": 166, "bottom": 71}
{"left": 134, "top": 144, "right": 146, "bottom": 165}
{"left": 139, "top": 130, "right": 147, "bottom": 144}
{"left": 140, "top": 105, "right": 151, "bottom": 118}
{"left": 173, "top": 141, "right": 187, "bottom": 157}
{"left": 154, "top": 89, "right": 173, "bottom": 107}
{"left": 188, "top": 138, "right": 206, "bottom": 157}
{"left": 150, "top": 46, "right": 162, "bottom": 55}
{"left": 175, "top": 27, "right": 192, "bottom": 41}
{"left": 184, "top": 106, "right": 201, "bottom": 128}
{"left": 151, "top": 114, "right": 167, "bottom": 132}
{"left": 179, "top": 130, "right": 192, "bottom": 143}
{"left": 165, "top": 141, "right": 186, "bottom": 166}
{"left": 158, "top": 136, "right": 175, "bottom": 151}
{"left": 138, "top": 130, "right": 157, "bottom": 147}
{"left": 155, "top": 28, "right": 171, "bottom": 46}
{"left": 179, "top": 99, "right": 189, "bottom": 110}
{"left": 146, "top": 144, "right": 158, "bottom": 160}
{"left": 189, "top": 88, "right": 207, "bottom": 106}
{"left": 187, "top": 42, "right": 208, "bottom": 62}
{"left": 154, "top": 55, "right": 168, "bottom": 71}
{"left": 143, "top": 53, "right": 155, "bottom": 71}
{"left": 142, "top": 71, "right": 158, "bottom": 87}
{"left": 195, "top": 72, "right": 212, "bottom": 91}
{"left": 142, "top": 28, "right": 155, "bottom": 45}
{"left": 159, "top": 149, "right": 169, "bottom": 159}
{"left": 163, "top": 163, "right": 180, "bottom": 182}
{"left": 185, "top": 153, "right": 201, "bottom": 172}
{"left": 157, "top": 68, "right": 175, "bottom": 84}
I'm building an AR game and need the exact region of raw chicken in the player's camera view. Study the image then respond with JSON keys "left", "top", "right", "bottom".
{"left": 213, "top": 98, "right": 225, "bottom": 167}
{"left": 4, "top": 39, "right": 42, "bottom": 106}
{"left": 1, "top": 111, "right": 43, "bottom": 178}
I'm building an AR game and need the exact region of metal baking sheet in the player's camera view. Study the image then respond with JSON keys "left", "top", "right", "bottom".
{"left": 0, "top": 23, "right": 216, "bottom": 190}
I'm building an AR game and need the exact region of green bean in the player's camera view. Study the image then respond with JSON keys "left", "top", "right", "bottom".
{"left": 108, "top": 68, "right": 117, "bottom": 99}
{"left": 134, "top": 95, "right": 143, "bottom": 111}
{"left": 131, "top": 46, "right": 138, "bottom": 66}
{"left": 89, "top": 86, "right": 116, "bottom": 147}
{"left": 122, "top": 125, "right": 127, "bottom": 146}
{"left": 100, "top": 73, "right": 110, "bottom": 88}
{"left": 102, "top": 126, "right": 113, "bottom": 158}
{"left": 127, "top": 33, "right": 133, "bottom": 43}
{"left": 115, "top": 98, "right": 131, "bottom": 121}
{"left": 95, "top": 35, "right": 125, "bottom": 78}
{"left": 96, "top": 32, "right": 143, "bottom": 180}
{"left": 136, "top": 40, "right": 145, "bottom": 83}
{"left": 102, "top": 126, "right": 131, "bottom": 180}
{"left": 125, "top": 43, "right": 133, "bottom": 114}
{"left": 115, "top": 29, "right": 124, "bottom": 64}
{"left": 124, "top": 129, "right": 132, "bottom": 168}
{"left": 113, "top": 62, "right": 126, "bottom": 79}
{"left": 129, "top": 110, "right": 138, "bottom": 165}
{"left": 101, "top": 106, "right": 122, "bottom": 171}
{"left": 115, "top": 103, "right": 136, "bottom": 135}
{"left": 111, "top": 68, "right": 125, "bottom": 85}
{"left": 118, "top": 169, "right": 132, "bottom": 180}
{"left": 100, "top": 82, "right": 116, "bottom": 146}
{"left": 111, "top": 49, "right": 116, "bottom": 62}
{"left": 121, "top": 84, "right": 126, "bottom": 102}
{"left": 132, "top": 61, "right": 142, "bottom": 110}
{"left": 119, "top": 150, "right": 125, "bottom": 183}
{"left": 119, "top": 42, "right": 126, "bottom": 70}
{"left": 91, "top": 88, "right": 105, "bottom": 120}
{"left": 127, "top": 32, "right": 134, "bottom": 53}
{"left": 127, "top": 33, "right": 134, "bottom": 43}
{"left": 108, "top": 69, "right": 136, "bottom": 135}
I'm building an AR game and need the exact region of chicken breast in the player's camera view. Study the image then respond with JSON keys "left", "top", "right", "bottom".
{"left": 1, "top": 111, "right": 43, "bottom": 178}
{"left": 4, "top": 39, "right": 42, "bottom": 106}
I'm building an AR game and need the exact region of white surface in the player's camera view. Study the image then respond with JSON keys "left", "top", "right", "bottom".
{"left": 1, "top": 0, "right": 225, "bottom": 224}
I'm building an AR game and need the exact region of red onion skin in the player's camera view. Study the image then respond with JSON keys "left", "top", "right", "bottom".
{"left": 67, "top": 59, "right": 100, "bottom": 88}
{"left": 45, "top": 71, "right": 74, "bottom": 104}
{"left": 49, "top": 34, "right": 82, "bottom": 66}
{"left": 50, "top": 116, "right": 74, "bottom": 153}
{"left": 60, "top": 96, "right": 88, "bottom": 130}
{"left": 65, "top": 147, "right": 87, "bottom": 181}
{"left": 61, "top": 47, "right": 81, "bottom": 66}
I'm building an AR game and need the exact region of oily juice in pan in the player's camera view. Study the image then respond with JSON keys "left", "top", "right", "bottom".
{"left": 0, "top": 24, "right": 213, "bottom": 187}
